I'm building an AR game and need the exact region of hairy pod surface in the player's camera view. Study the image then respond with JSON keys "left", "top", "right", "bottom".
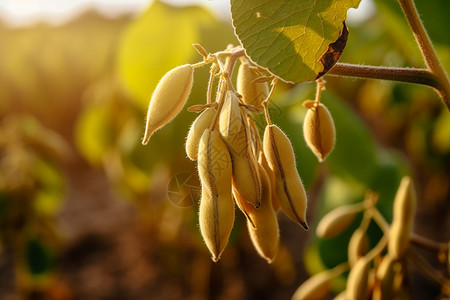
{"left": 219, "top": 90, "right": 242, "bottom": 142}
{"left": 258, "top": 151, "right": 280, "bottom": 212}
{"left": 348, "top": 227, "right": 369, "bottom": 268}
{"left": 291, "top": 264, "right": 347, "bottom": 300}
{"left": 316, "top": 203, "right": 364, "bottom": 238}
{"left": 303, "top": 102, "right": 336, "bottom": 162}
{"left": 185, "top": 107, "right": 216, "bottom": 161}
{"left": 221, "top": 108, "right": 262, "bottom": 208}
{"left": 263, "top": 125, "right": 308, "bottom": 229}
{"left": 142, "top": 64, "right": 194, "bottom": 144}
{"left": 346, "top": 256, "right": 371, "bottom": 300}
{"left": 197, "top": 129, "right": 235, "bottom": 262}
{"left": 237, "top": 62, "right": 269, "bottom": 108}
{"left": 245, "top": 165, "right": 279, "bottom": 263}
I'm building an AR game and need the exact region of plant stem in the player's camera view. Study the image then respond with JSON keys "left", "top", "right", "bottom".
{"left": 210, "top": 47, "right": 245, "bottom": 130}
{"left": 369, "top": 207, "right": 391, "bottom": 233}
{"left": 407, "top": 248, "right": 448, "bottom": 286}
{"left": 327, "top": 63, "right": 449, "bottom": 109}
{"left": 397, "top": 0, "right": 450, "bottom": 108}
{"left": 411, "top": 233, "right": 449, "bottom": 252}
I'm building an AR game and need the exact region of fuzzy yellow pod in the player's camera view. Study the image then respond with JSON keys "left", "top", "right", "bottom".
{"left": 220, "top": 108, "right": 262, "bottom": 208}
{"left": 142, "top": 64, "right": 194, "bottom": 144}
{"left": 291, "top": 263, "right": 348, "bottom": 300}
{"left": 245, "top": 165, "right": 279, "bottom": 263}
{"left": 388, "top": 222, "right": 411, "bottom": 260}
{"left": 219, "top": 91, "right": 242, "bottom": 141}
{"left": 236, "top": 62, "right": 269, "bottom": 108}
{"left": 348, "top": 227, "right": 369, "bottom": 268}
{"left": 185, "top": 107, "right": 216, "bottom": 161}
{"left": 258, "top": 151, "right": 280, "bottom": 212}
{"left": 346, "top": 256, "right": 371, "bottom": 300}
{"left": 392, "top": 177, "right": 416, "bottom": 226}
{"left": 303, "top": 102, "right": 336, "bottom": 162}
{"left": 388, "top": 177, "right": 416, "bottom": 259}
{"left": 316, "top": 203, "right": 365, "bottom": 238}
{"left": 374, "top": 255, "right": 399, "bottom": 300}
{"left": 263, "top": 125, "right": 308, "bottom": 229}
{"left": 197, "top": 129, "right": 235, "bottom": 262}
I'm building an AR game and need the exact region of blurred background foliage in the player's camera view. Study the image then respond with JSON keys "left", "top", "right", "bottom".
{"left": 0, "top": 0, "right": 448, "bottom": 299}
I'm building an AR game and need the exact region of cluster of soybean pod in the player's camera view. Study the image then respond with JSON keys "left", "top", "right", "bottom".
{"left": 142, "top": 44, "right": 336, "bottom": 263}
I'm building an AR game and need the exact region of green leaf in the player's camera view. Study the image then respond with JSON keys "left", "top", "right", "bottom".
{"left": 231, "top": 0, "right": 361, "bottom": 83}
{"left": 117, "top": 1, "right": 215, "bottom": 110}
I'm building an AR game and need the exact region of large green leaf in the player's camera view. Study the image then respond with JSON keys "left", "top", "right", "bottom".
{"left": 231, "top": 0, "right": 361, "bottom": 83}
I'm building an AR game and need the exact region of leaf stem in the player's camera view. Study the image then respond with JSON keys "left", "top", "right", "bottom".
{"left": 397, "top": 0, "right": 450, "bottom": 108}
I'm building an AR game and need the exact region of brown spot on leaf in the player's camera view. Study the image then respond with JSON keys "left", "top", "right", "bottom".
{"left": 316, "top": 22, "right": 349, "bottom": 79}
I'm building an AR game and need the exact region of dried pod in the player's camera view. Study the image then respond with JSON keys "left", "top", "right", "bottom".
{"left": 243, "top": 165, "right": 279, "bottom": 263}
{"left": 219, "top": 90, "right": 242, "bottom": 141}
{"left": 221, "top": 108, "right": 262, "bottom": 208}
{"left": 263, "top": 124, "right": 308, "bottom": 229}
{"left": 185, "top": 107, "right": 216, "bottom": 161}
{"left": 348, "top": 227, "right": 369, "bottom": 268}
{"left": 303, "top": 102, "right": 336, "bottom": 162}
{"left": 346, "top": 256, "right": 371, "bottom": 300}
{"left": 198, "top": 129, "right": 235, "bottom": 261}
{"left": 388, "top": 177, "right": 416, "bottom": 259}
{"left": 237, "top": 62, "right": 269, "bottom": 108}
{"left": 316, "top": 203, "right": 365, "bottom": 238}
{"left": 142, "top": 64, "right": 194, "bottom": 144}
{"left": 291, "top": 263, "right": 348, "bottom": 300}
{"left": 375, "top": 255, "right": 399, "bottom": 300}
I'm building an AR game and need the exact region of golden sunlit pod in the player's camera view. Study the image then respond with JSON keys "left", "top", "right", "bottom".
{"left": 246, "top": 165, "right": 279, "bottom": 263}
{"left": 222, "top": 108, "right": 262, "bottom": 209}
{"left": 197, "top": 129, "right": 235, "bottom": 262}
{"left": 303, "top": 102, "right": 336, "bottom": 162}
{"left": 236, "top": 61, "right": 269, "bottom": 108}
{"left": 348, "top": 227, "right": 369, "bottom": 268}
{"left": 375, "top": 255, "right": 399, "bottom": 300}
{"left": 142, "top": 64, "right": 194, "bottom": 145}
{"left": 392, "top": 176, "right": 416, "bottom": 227}
{"left": 316, "top": 202, "right": 365, "bottom": 239}
{"left": 258, "top": 151, "right": 280, "bottom": 212}
{"left": 291, "top": 263, "right": 348, "bottom": 300}
{"left": 346, "top": 256, "right": 371, "bottom": 300}
{"left": 388, "top": 222, "right": 411, "bottom": 260}
{"left": 219, "top": 90, "right": 242, "bottom": 142}
{"left": 263, "top": 124, "right": 308, "bottom": 229}
{"left": 388, "top": 177, "right": 416, "bottom": 260}
{"left": 333, "top": 290, "right": 347, "bottom": 300}
{"left": 185, "top": 107, "right": 216, "bottom": 161}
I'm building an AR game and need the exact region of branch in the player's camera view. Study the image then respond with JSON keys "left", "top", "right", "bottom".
{"left": 397, "top": 0, "right": 450, "bottom": 108}
{"left": 327, "top": 63, "right": 449, "bottom": 110}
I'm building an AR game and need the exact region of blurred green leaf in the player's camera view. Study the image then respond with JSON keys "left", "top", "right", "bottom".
{"left": 322, "top": 92, "right": 378, "bottom": 184}
{"left": 26, "top": 238, "right": 55, "bottom": 276}
{"left": 117, "top": 1, "right": 215, "bottom": 110}
{"left": 75, "top": 104, "right": 116, "bottom": 165}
